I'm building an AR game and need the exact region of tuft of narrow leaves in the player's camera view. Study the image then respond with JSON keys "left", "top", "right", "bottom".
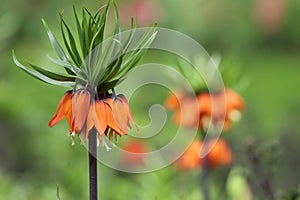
{"left": 13, "top": 0, "right": 157, "bottom": 93}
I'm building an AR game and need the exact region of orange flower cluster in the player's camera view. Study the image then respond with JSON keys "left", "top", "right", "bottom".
{"left": 49, "top": 90, "right": 136, "bottom": 144}
{"left": 177, "top": 139, "right": 232, "bottom": 170}
{"left": 165, "top": 88, "right": 244, "bottom": 131}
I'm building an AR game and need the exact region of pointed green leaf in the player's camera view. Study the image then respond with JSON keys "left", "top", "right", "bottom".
{"left": 94, "top": 1, "right": 110, "bottom": 48}
{"left": 123, "top": 27, "right": 136, "bottom": 53}
{"left": 98, "top": 51, "right": 123, "bottom": 84}
{"left": 96, "top": 38, "right": 123, "bottom": 83}
{"left": 42, "top": 19, "right": 68, "bottom": 61}
{"left": 60, "top": 15, "right": 82, "bottom": 67}
{"left": 88, "top": 23, "right": 104, "bottom": 54}
{"left": 42, "top": 19, "right": 75, "bottom": 75}
{"left": 117, "top": 29, "right": 157, "bottom": 77}
{"left": 47, "top": 55, "right": 81, "bottom": 74}
{"left": 82, "top": 8, "right": 89, "bottom": 57}
{"left": 13, "top": 51, "right": 74, "bottom": 87}
{"left": 73, "top": 6, "right": 86, "bottom": 59}
{"left": 112, "top": 0, "right": 121, "bottom": 37}
{"left": 97, "top": 79, "right": 121, "bottom": 93}
{"left": 27, "top": 63, "right": 76, "bottom": 82}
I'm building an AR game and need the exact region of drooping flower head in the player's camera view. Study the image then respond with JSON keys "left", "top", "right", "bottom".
{"left": 165, "top": 88, "right": 244, "bottom": 132}
{"left": 164, "top": 55, "right": 244, "bottom": 132}
{"left": 13, "top": 1, "right": 157, "bottom": 148}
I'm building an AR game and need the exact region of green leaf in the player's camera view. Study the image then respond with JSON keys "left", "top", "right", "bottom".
{"left": 88, "top": 23, "right": 105, "bottom": 55}
{"left": 112, "top": 0, "right": 121, "bottom": 37}
{"left": 123, "top": 25, "right": 136, "bottom": 53}
{"left": 117, "top": 27, "right": 157, "bottom": 77}
{"left": 98, "top": 50, "right": 123, "bottom": 84}
{"left": 95, "top": 38, "right": 123, "bottom": 84}
{"left": 13, "top": 51, "right": 74, "bottom": 87}
{"left": 82, "top": 8, "right": 89, "bottom": 57}
{"left": 47, "top": 55, "right": 81, "bottom": 74}
{"left": 116, "top": 50, "right": 145, "bottom": 80}
{"left": 27, "top": 63, "right": 76, "bottom": 82}
{"left": 73, "top": 6, "right": 86, "bottom": 59}
{"left": 42, "top": 19, "right": 75, "bottom": 75}
{"left": 93, "top": 1, "right": 110, "bottom": 49}
{"left": 60, "top": 15, "right": 82, "bottom": 67}
{"left": 97, "top": 79, "right": 121, "bottom": 93}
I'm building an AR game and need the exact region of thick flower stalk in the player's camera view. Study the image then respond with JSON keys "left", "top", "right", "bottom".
{"left": 13, "top": 1, "right": 157, "bottom": 147}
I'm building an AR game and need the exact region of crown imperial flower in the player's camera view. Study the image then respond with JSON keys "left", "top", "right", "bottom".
{"left": 13, "top": 1, "right": 157, "bottom": 147}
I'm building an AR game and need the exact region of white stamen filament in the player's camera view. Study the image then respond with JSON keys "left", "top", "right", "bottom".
{"left": 71, "top": 132, "right": 76, "bottom": 146}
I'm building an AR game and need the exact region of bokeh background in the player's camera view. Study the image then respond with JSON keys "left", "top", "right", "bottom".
{"left": 1, "top": 0, "right": 300, "bottom": 199}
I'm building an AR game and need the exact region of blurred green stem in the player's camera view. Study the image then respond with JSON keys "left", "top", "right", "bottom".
{"left": 247, "top": 143, "right": 276, "bottom": 200}
{"left": 89, "top": 130, "right": 98, "bottom": 200}
{"left": 201, "top": 151, "right": 210, "bottom": 200}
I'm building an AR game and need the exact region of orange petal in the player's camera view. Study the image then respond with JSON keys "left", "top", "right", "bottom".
{"left": 225, "top": 89, "right": 244, "bottom": 112}
{"left": 65, "top": 99, "right": 74, "bottom": 133}
{"left": 164, "top": 92, "right": 179, "bottom": 110}
{"left": 73, "top": 90, "right": 90, "bottom": 133}
{"left": 85, "top": 102, "right": 95, "bottom": 140}
{"left": 105, "top": 99, "right": 126, "bottom": 136}
{"left": 205, "top": 139, "right": 232, "bottom": 168}
{"left": 174, "top": 96, "right": 199, "bottom": 128}
{"left": 177, "top": 140, "right": 203, "bottom": 170}
{"left": 93, "top": 100, "right": 108, "bottom": 135}
{"left": 117, "top": 94, "right": 137, "bottom": 128}
{"left": 197, "top": 93, "right": 212, "bottom": 116}
{"left": 48, "top": 90, "right": 72, "bottom": 127}
{"left": 211, "top": 91, "right": 226, "bottom": 121}
{"left": 112, "top": 97, "right": 130, "bottom": 133}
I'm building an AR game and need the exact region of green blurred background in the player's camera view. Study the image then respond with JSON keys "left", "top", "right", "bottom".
{"left": 1, "top": 0, "right": 300, "bottom": 199}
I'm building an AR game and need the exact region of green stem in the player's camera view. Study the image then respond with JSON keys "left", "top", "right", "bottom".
{"left": 200, "top": 155, "right": 210, "bottom": 200}
{"left": 89, "top": 130, "right": 98, "bottom": 200}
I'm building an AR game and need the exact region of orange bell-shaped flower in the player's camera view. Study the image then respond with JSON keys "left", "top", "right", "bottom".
{"left": 72, "top": 89, "right": 91, "bottom": 133}
{"left": 48, "top": 90, "right": 73, "bottom": 132}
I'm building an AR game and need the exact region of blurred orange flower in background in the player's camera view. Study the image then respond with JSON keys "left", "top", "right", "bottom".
{"left": 199, "top": 88, "right": 244, "bottom": 131}
{"left": 176, "top": 138, "right": 233, "bottom": 170}
{"left": 165, "top": 88, "right": 244, "bottom": 131}
{"left": 120, "top": 140, "right": 148, "bottom": 166}
{"left": 177, "top": 140, "right": 203, "bottom": 169}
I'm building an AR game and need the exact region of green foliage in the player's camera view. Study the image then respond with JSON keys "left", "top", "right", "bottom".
{"left": 13, "top": 0, "right": 157, "bottom": 93}
{"left": 173, "top": 53, "right": 247, "bottom": 94}
{"left": 2, "top": 0, "right": 300, "bottom": 199}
